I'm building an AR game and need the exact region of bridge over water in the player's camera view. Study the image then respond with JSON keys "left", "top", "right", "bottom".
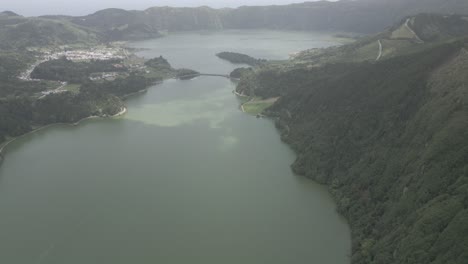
{"left": 177, "top": 73, "right": 239, "bottom": 80}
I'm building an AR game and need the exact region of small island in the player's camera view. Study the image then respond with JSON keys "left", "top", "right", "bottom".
{"left": 216, "top": 52, "right": 266, "bottom": 66}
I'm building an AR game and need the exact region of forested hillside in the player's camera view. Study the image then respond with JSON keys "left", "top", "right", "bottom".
{"left": 235, "top": 15, "right": 468, "bottom": 263}
{"left": 292, "top": 14, "right": 468, "bottom": 65}
{"left": 0, "top": 48, "right": 185, "bottom": 149}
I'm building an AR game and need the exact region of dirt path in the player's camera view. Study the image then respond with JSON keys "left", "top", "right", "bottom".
{"left": 405, "top": 18, "right": 424, "bottom": 43}
{"left": 376, "top": 40, "right": 383, "bottom": 61}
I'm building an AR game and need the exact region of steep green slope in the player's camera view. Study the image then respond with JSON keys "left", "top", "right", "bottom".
{"left": 64, "top": 8, "right": 161, "bottom": 41}
{"left": 411, "top": 14, "right": 468, "bottom": 41}
{"left": 236, "top": 20, "right": 468, "bottom": 263}
{"left": 143, "top": 6, "right": 225, "bottom": 31}
{"left": 292, "top": 14, "right": 468, "bottom": 66}
{"left": 67, "top": 6, "right": 223, "bottom": 37}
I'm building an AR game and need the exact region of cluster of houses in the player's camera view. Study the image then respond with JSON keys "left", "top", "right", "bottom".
{"left": 89, "top": 72, "right": 121, "bottom": 81}
{"left": 18, "top": 46, "right": 152, "bottom": 98}
{"left": 51, "top": 49, "right": 126, "bottom": 61}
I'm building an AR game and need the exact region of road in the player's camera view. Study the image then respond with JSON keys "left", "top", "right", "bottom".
{"left": 376, "top": 40, "right": 383, "bottom": 61}
{"left": 405, "top": 18, "right": 424, "bottom": 43}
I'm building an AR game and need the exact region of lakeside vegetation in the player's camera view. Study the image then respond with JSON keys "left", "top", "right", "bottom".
{"left": 0, "top": 50, "right": 183, "bottom": 149}
{"left": 230, "top": 67, "right": 252, "bottom": 79}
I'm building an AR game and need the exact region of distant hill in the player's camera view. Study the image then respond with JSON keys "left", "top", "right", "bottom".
{"left": 0, "top": 11, "right": 19, "bottom": 17}
{"left": 0, "top": 16, "right": 99, "bottom": 49}
{"left": 69, "top": 6, "right": 224, "bottom": 34}
{"left": 411, "top": 13, "right": 468, "bottom": 42}
{"left": 235, "top": 14, "right": 468, "bottom": 264}
{"left": 3, "top": 0, "right": 468, "bottom": 45}
{"left": 292, "top": 13, "right": 468, "bottom": 65}
{"left": 62, "top": 0, "right": 468, "bottom": 37}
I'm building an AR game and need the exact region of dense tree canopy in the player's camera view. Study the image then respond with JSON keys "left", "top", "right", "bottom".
{"left": 31, "top": 57, "right": 126, "bottom": 83}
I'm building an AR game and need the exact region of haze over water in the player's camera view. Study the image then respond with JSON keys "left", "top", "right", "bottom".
{"left": 0, "top": 30, "right": 350, "bottom": 263}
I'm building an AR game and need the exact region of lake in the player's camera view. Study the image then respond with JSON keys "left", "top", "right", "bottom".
{"left": 0, "top": 30, "right": 350, "bottom": 264}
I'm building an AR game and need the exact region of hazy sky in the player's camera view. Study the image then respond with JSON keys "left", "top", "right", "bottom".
{"left": 3, "top": 0, "right": 336, "bottom": 17}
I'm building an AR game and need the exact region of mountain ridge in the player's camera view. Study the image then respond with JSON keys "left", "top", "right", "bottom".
{"left": 33, "top": 0, "right": 468, "bottom": 42}
{"left": 3, "top": 0, "right": 468, "bottom": 46}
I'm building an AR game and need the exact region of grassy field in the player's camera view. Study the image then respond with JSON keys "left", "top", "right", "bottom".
{"left": 62, "top": 83, "right": 81, "bottom": 93}
{"left": 235, "top": 94, "right": 251, "bottom": 104}
{"left": 391, "top": 23, "right": 416, "bottom": 39}
{"left": 242, "top": 97, "right": 279, "bottom": 115}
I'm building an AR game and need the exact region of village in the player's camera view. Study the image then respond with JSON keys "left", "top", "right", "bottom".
{"left": 46, "top": 46, "right": 127, "bottom": 62}
{"left": 19, "top": 45, "right": 149, "bottom": 98}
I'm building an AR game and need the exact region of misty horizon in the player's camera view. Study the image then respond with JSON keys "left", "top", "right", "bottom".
{"left": 2, "top": 0, "right": 338, "bottom": 17}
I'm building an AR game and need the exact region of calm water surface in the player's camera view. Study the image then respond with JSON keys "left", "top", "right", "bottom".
{"left": 0, "top": 30, "right": 350, "bottom": 264}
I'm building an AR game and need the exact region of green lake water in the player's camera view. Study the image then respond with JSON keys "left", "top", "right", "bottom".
{"left": 0, "top": 30, "right": 351, "bottom": 264}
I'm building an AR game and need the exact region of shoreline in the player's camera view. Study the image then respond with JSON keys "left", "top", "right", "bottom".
{"left": 1, "top": 41, "right": 165, "bottom": 162}
{"left": 0, "top": 107, "right": 127, "bottom": 158}
{"left": 233, "top": 89, "right": 250, "bottom": 113}
{"left": 0, "top": 71, "right": 226, "bottom": 159}
{"left": 1, "top": 73, "right": 232, "bottom": 160}
{"left": 233, "top": 90, "right": 249, "bottom": 98}
{"left": 121, "top": 88, "right": 150, "bottom": 99}
{"left": 112, "top": 107, "right": 127, "bottom": 117}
